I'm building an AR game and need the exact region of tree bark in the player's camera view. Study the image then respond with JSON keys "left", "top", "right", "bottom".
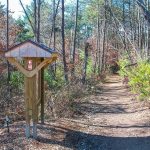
{"left": 62, "top": 0, "right": 68, "bottom": 83}
{"left": 71, "top": 0, "right": 79, "bottom": 76}
{"left": 82, "top": 42, "right": 89, "bottom": 84}
{"left": 101, "top": 0, "right": 107, "bottom": 72}
{"left": 34, "top": 0, "right": 37, "bottom": 41}
{"left": 6, "top": 0, "right": 10, "bottom": 85}
{"left": 37, "top": 0, "right": 40, "bottom": 43}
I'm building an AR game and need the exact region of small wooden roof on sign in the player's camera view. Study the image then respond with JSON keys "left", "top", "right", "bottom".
{"left": 5, "top": 40, "right": 57, "bottom": 58}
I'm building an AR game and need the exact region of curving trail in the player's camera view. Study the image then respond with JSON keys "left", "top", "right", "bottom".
{"left": 56, "top": 75, "right": 150, "bottom": 150}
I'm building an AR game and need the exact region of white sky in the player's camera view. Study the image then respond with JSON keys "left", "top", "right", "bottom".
{"left": 0, "top": 0, "right": 74, "bottom": 19}
{"left": 0, "top": 0, "right": 32, "bottom": 19}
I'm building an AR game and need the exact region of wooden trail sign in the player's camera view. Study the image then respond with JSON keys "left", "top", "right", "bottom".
{"left": 5, "top": 40, "right": 58, "bottom": 138}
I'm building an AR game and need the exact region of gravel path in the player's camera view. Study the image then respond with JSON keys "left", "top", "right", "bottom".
{"left": 1, "top": 75, "right": 150, "bottom": 150}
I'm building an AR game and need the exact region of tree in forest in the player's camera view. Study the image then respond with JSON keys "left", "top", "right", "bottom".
{"left": 61, "top": 0, "right": 68, "bottom": 82}
{"left": 70, "top": 0, "right": 79, "bottom": 76}
{"left": 0, "top": 2, "right": 19, "bottom": 49}
{"left": 6, "top": 0, "right": 150, "bottom": 84}
{"left": 16, "top": 18, "right": 33, "bottom": 42}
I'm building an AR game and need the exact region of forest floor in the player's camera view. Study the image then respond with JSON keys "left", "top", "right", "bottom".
{"left": 1, "top": 75, "right": 150, "bottom": 150}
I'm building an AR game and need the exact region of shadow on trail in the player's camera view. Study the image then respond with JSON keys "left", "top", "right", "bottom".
{"left": 35, "top": 76, "right": 149, "bottom": 150}
{"left": 67, "top": 120, "right": 150, "bottom": 129}
{"left": 73, "top": 101, "right": 146, "bottom": 115}
{"left": 1, "top": 123, "right": 150, "bottom": 150}
{"left": 102, "top": 85, "right": 129, "bottom": 93}
{"left": 74, "top": 102, "right": 126, "bottom": 114}
{"left": 37, "top": 125, "right": 150, "bottom": 150}
{"left": 0, "top": 130, "right": 26, "bottom": 150}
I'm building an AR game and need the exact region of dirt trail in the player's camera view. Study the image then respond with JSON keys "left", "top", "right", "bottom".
{"left": 57, "top": 75, "right": 150, "bottom": 150}
{"left": 1, "top": 75, "right": 150, "bottom": 150}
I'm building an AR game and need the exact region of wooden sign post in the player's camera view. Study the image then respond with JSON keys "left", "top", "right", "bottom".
{"left": 5, "top": 40, "right": 58, "bottom": 138}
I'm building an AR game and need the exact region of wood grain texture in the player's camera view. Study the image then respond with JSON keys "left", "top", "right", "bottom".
{"left": 7, "top": 54, "right": 58, "bottom": 77}
{"left": 5, "top": 42, "right": 57, "bottom": 58}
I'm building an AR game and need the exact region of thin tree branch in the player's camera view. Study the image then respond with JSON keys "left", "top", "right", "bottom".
{"left": 49, "top": 0, "right": 60, "bottom": 47}
{"left": 19, "top": 0, "right": 35, "bottom": 35}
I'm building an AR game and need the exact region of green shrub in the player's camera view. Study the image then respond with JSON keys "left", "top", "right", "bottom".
{"left": 10, "top": 71, "right": 24, "bottom": 90}
{"left": 118, "top": 59, "right": 130, "bottom": 77}
{"left": 44, "top": 66, "right": 65, "bottom": 90}
{"left": 118, "top": 59, "right": 150, "bottom": 100}
{"left": 10, "top": 66, "right": 65, "bottom": 91}
{"left": 127, "top": 61, "right": 150, "bottom": 100}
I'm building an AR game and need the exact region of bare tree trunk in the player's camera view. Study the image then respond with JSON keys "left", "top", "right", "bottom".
{"left": 6, "top": 0, "right": 10, "bottom": 85}
{"left": 82, "top": 42, "right": 89, "bottom": 84}
{"left": 71, "top": 0, "right": 79, "bottom": 76}
{"left": 53, "top": 0, "right": 56, "bottom": 51}
{"left": 53, "top": 0, "right": 57, "bottom": 75}
{"left": 94, "top": 16, "right": 99, "bottom": 74}
{"left": 37, "top": 0, "right": 40, "bottom": 43}
{"left": 97, "top": 5, "right": 101, "bottom": 75}
{"left": 49, "top": 0, "right": 60, "bottom": 47}
{"left": 37, "top": 0, "right": 44, "bottom": 124}
{"left": 147, "top": 1, "right": 149, "bottom": 57}
{"left": 62, "top": 0, "right": 68, "bottom": 83}
{"left": 101, "top": 0, "right": 107, "bottom": 72}
{"left": 123, "top": 0, "right": 127, "bottom": 51}
{"left": 34, "top": 0, "right": 37, "bottom": 41}
{"left": 138, "top": 7, "right": 142, "bottom": 56}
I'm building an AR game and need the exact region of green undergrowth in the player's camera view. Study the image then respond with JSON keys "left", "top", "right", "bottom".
{"left": 118, "top": 59, "right": 150, "bottom": 101}
{"left": 10, "top": 71, "right": 24, "bottom": 90}
{"left": 8, "top": 63, "right": 104, "bottom": 118}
